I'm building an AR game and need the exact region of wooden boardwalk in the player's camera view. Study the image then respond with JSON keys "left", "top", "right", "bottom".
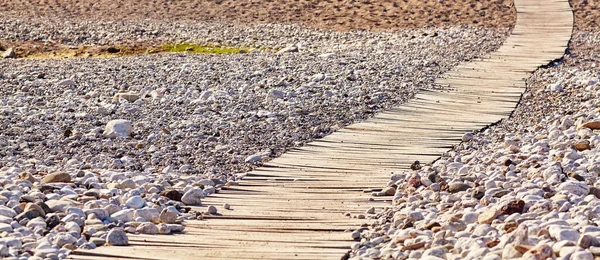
{"left": 70, "top": 0, "right": 573, "bottom": 259}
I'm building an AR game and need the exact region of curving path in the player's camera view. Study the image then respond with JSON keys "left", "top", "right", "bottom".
{"left": 70, "top": 0, "right": 573, "bottom": 259}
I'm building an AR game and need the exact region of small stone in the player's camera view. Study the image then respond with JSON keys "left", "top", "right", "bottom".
{"left": 18, "top": 172, "right": 35, "bottom": 183}
{"left": 558, "top": 181, "right": 589, "bottom": 197}
{"left": 500, "top": 200, "right": 524, "bottom": 215}
{"left": 113, "top": 92, "right": 140, "bottom": 102}
{"left": 448, "top": 183, "right": 471, "bottom": 193}
{"left": 522, "top": 244, "right": 552, "bottom": 259}
{"left": 90, "top": 237, "right": 105, "bottom": 247}
{"left": 574, "top": 141, "right": 591, "bottom": 151}
{"left": 41, "top": 172, "right": 71, "bottom": 183}
{"left": 549, "top": 225, "right": 580, "bottom": 242}
{"left": 181, "top": 188, "right": 203, "bottom": 205}
{"left": 403, "top": 241, "right": 426, "bottom": 251}
{"left": 24, "top": 203, "right": 46, "bottom": 217}
{"left": 159, "top": 209, "right": 178, "bottom": 224}
{"left": 53, "top": 233, "right": 77, "bottom": 247}
{"left": 478, "top": 207, "right": 500, "bottom": 224}
{"left": 587, "top": 186, "right": 600, "bottom": 200}
{"left": 166, "top": 224, "right": 185, "bottom": 232}
{"left": 157, "top": 223, "right": 171, "bottom": 234}
{"left": 571, "top": 251, "right": 594, "bottom": 260}
{"left": 160, "top": 190, "right": 183, "bottom": 201}
{"left": 223, "top": 203, "right": 230, "bottom": 210}
{"left": 462, "top": 133, "right": 474, "bottom": 142}
{"left": 2, "top": 48, "right": 15, "bottom": 58}
{"left": 579, "top": 121, "right": 600, "bottom": 130}
{"left": 0, "top": 223, "right": 12, "bottom": 232}
{"left": 58, "top": 79, "right": 76, "bottom": 87}
{"left": 134, "top": 208, "right": 159, "bottom": 223}
{"left": 277, "top": 45, "right": 298, "bottom": 54}
{"left": 136, "top": 222, "right": 159, "bottom": 235}
{"left": 206, "top": 205, "right": 217, "bottom": 215}
{"left": 106, "top": 228, "right": 129, "bottom": 246}
{"left": 579, "top": 234, "right": 600, "bottom": 248}
{"left": 244, "top": 154, "right": 262, "bottom": 163}
{"left": 366, "top": 207, "right": 375, "bottom": 214}
{"left": 104, "top": 119, "right": 133, "bottom": 138}
{"left": 111, "top": 209, "right": 134, "bottom": 223}
{"left": 383, "top": 187, "right": 396, "bottom": 196}
{"left": 408, "top": 174, "right": 421, "bottom": 188}
{"left": 125, "top": 196, "right": 145, "bottom": 209}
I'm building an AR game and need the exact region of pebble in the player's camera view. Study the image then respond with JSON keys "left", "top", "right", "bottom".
{"left": 206, "top": 205, "right": 217, "bottom": 215}
{"left": 105, "top": 228, "right": 129, "bottom": 246}
{"left": 103, "top": 119, "right": 133, "bottom": 138}
{"left": 181, "top": 188, "right": 203, "bottom": 205}
{"left": 41, "top": 172, "right": 71, "bottom": 183}
{"left": 1, "top": 48, "right": 15, "bottom": 58}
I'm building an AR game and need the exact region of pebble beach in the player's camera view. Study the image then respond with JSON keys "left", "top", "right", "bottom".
{"left": 0, "top": 0, "right": 597, "bottom": 259}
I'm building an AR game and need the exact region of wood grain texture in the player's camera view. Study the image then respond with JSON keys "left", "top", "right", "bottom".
{"left": 69, "top": 0, "right": 573, "bottom": 259}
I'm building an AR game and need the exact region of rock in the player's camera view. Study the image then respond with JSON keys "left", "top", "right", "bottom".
{"left": 104, "top": 119, "right": 133, "bottom": 138}
{"left": 558, "top": 181, "right": 589, "bottom": 197}
{"left": 268, "top": 89, "right": 285, "bottom": 100}
{"left": 58, "top": 79, "right": 76, "bottom": 87}
{"left": 478, "top": 207, "right": 500, "bottom": 224}
{"left": 571, "top": 251, "right": 594, "bottom": 260}
{"left": 157, "top": 223, "right": 171, "bottom": 234}
{"left": 383, "top": 187, "right": 396, "bottom": 196}
{"left": 24, "top": 203, "right": 46, "bottom": 217}
{"left": 106, "top": 228, "right": 129, "bottom": 246}
{"left": 578, "top": 121, "right": 600, "bottom": 130}
{"left": 45, "top": 214, "right": 60, "bottom": 229}
{"left": 0, "top": 223, "right": 12, "bottom": 232}
{"left": 500, "top": 200, "right": 524, "bottom": 215}
{"left": 113, "top": 92, "right": 140, "bottom": 102}
{"left": 549, "top": 225, "right": 580, "bottom": 242}
{"left": 160, "top": 190, "right": 182, "bottom": 201}
{"left": 159, "top": 209, "right": 177, "bottom": 224}
{"left": 41, "top": 172, "right": 71, "bottom": 183}
{"left": 53, "top": 233, "right": 77, "bottom": 247}
{"left": 45, "top": 200, "right": 77, "bottom": 213}
{"left": 90, "top": 237, "right": 105, "bottom": 247}
{"left": 448, "top": 183, "right": 471, "bottom": 193}
{"left": 579, "top": 234, "right": 600, "bottom": 248}
{"left": 366, "top": 207, "right": 375, "bottom": 214}
{"left": 125, "top": 196, "right": 145, "bottom": 209}
{"left": 574, "top": 141, "right": 591, "bottom": 151}
{"left": 136, "top": 222, "right": 158, "bottom": 235}
{"left": 0, "top": 206, "right": 16, "bottom": 218}
{"left": 206, "top": 205, "right": 217, "bottom": 215}
{"left": 181, "top": 187, "right": 203, "bottom": 205}
{"left": 590, "top": 187, "right": 600, "bottom": 199}
{"left": 134, "top": 208, "right": 159, "bottom": 222}
{"left": 111, "top": 209, "right": 134, "bottom": 223}
{"left": 2, "top": 48, "right": 15, "bottom": 58}
{"left": 462, "top": 133, "right": 474, "bottom": 142}
{"left": 277, "top": 45, "right": 298, "bottom": 54}
{"left": 244, "top": 154, "right": 262, "bottom": 163}
{"left": 408, "top": 174, "right": 421, "bottom": 188}
{"left": 166, "top": 224, "right": 185, "bottom": 233}
{"left": 223, "top": 203, "right": 231, "bottom": 210}
{"left": 18, "top": 172, "right": 35, "bottom": 183}
{"left": 522, "top": 244, "right": 552, "bottom": 259}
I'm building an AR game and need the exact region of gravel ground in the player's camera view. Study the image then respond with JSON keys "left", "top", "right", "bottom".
{"left": 0, "top": 0, "right": 516, "bottom": 31}
{"left": 0, "top": 18, "right": 510, "bottom": 258}
{"left": 349, "top": 31, "right": 600, "bottom": 260}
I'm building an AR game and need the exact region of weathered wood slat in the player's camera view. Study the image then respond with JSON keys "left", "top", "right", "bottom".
{"left": 70, "top": 0, "right": 573, "bottom": 259}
